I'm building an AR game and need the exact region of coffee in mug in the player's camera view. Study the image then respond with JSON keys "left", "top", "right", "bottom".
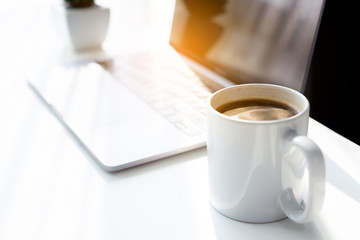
{"left": 216, "top": 98, "right": 297, "bottom": 121}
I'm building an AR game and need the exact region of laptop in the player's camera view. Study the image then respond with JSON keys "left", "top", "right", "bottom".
{"left": 27, "top": 0, "right": 325, "bottom": 171}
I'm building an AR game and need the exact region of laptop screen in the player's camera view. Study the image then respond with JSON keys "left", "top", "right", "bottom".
{"left": 170, "top": 0, "right": 325, "bottom": 92}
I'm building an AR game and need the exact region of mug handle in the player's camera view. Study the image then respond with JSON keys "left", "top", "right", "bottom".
{"left": 278, "top": 136, "right": 326, "bottom": 223}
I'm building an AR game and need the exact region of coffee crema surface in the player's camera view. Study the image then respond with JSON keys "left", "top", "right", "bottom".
{"left": 216, "top": 99, "right": 297, "bottom": 121}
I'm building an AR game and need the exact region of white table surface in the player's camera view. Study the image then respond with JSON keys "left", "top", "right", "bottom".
{"left": 1, "top": 1, "right": 359, "bottom": 239}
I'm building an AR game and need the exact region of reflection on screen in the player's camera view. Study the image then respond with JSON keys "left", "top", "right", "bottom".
{"left": 170, "top": 0, "right": 324, "bottom": 92}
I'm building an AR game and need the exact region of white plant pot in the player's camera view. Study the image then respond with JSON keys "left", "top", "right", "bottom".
{"left": 53, "top": 4, "right": 110, "bottom": 51}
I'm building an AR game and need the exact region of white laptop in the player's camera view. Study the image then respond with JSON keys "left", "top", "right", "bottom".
{"left": 28, "top": 0, "right": 325, "bottom": 171}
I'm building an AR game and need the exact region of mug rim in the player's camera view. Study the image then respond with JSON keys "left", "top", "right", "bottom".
{"left": 208, "top": 84, "right": 309, "bottom": 125}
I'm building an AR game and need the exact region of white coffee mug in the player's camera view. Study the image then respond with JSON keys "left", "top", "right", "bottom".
{"left": 207, "top": 84, "right": 325, "bottom": 223}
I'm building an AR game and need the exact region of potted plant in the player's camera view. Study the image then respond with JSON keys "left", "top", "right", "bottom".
{"left": 53, "top": 0, "right": 110, "bottom": 51}
{"left": 64, "top": 0, "right": 95, "bottom": 8}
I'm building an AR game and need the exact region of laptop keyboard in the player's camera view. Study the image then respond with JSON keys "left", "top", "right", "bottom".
{"left": 98, "top": 52, "right": 211, "bottom": 137}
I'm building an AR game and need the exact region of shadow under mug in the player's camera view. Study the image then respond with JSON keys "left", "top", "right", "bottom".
{"left": 207, "top": 84, "right": 325, "bottom": 224}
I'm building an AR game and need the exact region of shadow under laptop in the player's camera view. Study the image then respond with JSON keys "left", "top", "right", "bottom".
{"left": 75, "top": 133, "right": 207, "bottom": 182}
{"left": 106, "top": 147, "right": 207, "bottom": 180}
